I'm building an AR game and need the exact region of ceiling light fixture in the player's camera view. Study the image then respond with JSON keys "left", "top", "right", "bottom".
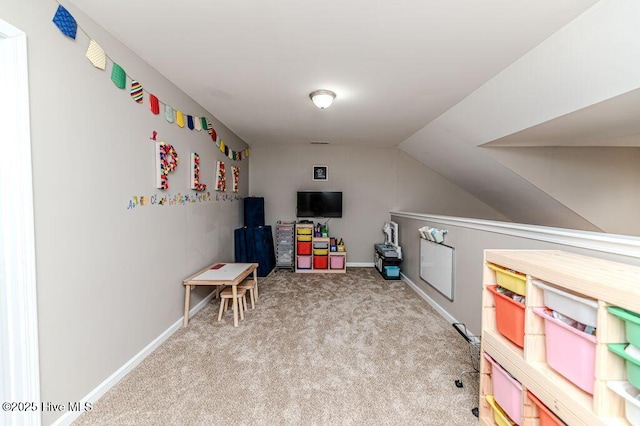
{"left": 309, "top": 90, "right": 336, "bottom": 109}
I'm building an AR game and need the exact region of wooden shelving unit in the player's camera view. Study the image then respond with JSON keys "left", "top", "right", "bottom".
{"left": 479, "top": 250, "right": 639, "bottom": 426}
{"left": 295, "top": 223, "right": 346, "bottom": 274}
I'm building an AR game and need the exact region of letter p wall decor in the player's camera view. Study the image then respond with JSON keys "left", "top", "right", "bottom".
{"left": 156, "top": 141, "right": 179, "bottom": 190}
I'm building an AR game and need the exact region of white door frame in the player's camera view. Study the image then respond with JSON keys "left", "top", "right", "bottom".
{"left": 0, "top": 19, "right": 41, "bottom": 426}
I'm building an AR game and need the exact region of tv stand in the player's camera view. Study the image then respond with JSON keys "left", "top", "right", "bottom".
{"left": 295, "top": 223, "right": 346, "bottom": 273}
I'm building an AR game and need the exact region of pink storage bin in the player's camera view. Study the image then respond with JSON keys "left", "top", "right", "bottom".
{"left": 484, "top": 352, "right": 522, "bottom": 425}
{"left": 533, "top": 307, "right": 596, "bottom": 394}
{"left": 297, "top": 255, "right": 311, "bottom": 269}
{"left": 330, "top": 256, "right": 345, "bottom": 269}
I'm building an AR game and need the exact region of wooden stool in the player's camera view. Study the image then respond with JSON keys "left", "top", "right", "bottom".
{"left": 238, "top": 279, "right": 258, "bottom": 309}
{"left": 217, "top": 287, "right": 247, "bottom": 322}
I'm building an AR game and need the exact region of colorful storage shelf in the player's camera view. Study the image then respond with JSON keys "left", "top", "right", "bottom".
{"left": 481, "top": 250, "right": 640, "bottom": 426}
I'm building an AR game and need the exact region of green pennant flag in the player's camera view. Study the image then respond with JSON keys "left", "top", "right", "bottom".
{"left": 111, "top": 63, "right": 126, "bottom": 89}
{"left": 201, "top": 117, "right": 208, "bottom": 131}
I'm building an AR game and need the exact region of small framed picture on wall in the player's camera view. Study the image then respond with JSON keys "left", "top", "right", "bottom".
{"left": 313, "top": 165, "right": 328, "bottom": 181}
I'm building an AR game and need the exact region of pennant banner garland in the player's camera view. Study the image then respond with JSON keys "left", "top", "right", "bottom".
{"left": 149, "top": 94, "right": 160, "bottom": 115}
{"left": 164, "top": 105, "right": 174, "bottom": 123}
{"left": 86, "top": 40, "right": 106, "bottom": 70}
{"left": 111, "top": 63, "right": 126, "bottom": 89}
{"left": 51, "top": 2, "right": 250, "bottom": 162}
{"left": 176, "top": 111, "right": 185, "bottom": 128}
{"left": 52, "top": 5, "right": 77, "bottom": 39}
{"left": 131, "top": 80, "right": 143, "bottom": 104}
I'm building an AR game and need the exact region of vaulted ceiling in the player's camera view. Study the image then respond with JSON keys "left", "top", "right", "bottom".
{"left": 67, "top": 0, "right": 640, "bottom": 235}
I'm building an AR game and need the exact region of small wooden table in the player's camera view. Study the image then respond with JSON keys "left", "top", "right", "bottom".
{"left": 183, "top": 262, "right": 258, "bottom": 327}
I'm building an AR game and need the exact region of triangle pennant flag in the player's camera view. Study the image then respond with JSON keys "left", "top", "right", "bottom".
{"left": 53, "top": 5, "right": 77, "bottom": 39}
{"left": 149, "top": 94, "right": 160, "bottom": 114}
{"left": 219, "top": 141, "right": 225, "bottom": 153}
{"left": 165, "top": 105, "right": 174, "bottom": 123}
{"left": 216, "top": 139, "right": 221, "bottom": 148}
{"left": 176, "top": 111, "right": 185, "bottom": 128}
{"left": 206, "top": 119, "right": 214, "bottom": 136}
{"left": 187, "top": 115, "right": 194, "bottom": 130}
{"left": 130, "top": 80, "right": 143, "bottom": 103}
{"left": 86, "top": 40, "right": 106, "bottom": 70}
{"left": 194, "top": 117, "right": 202, "bottom": 131}
{"left": 245, "top": 148, "right": 250, "bottom": 158}
{"left": 201, "top": 117, "right": 208, "bottom": 131}
{"left": 111, "top": 63, "right": 126, "bottom": 89}
{"left": 224, "top": 145, "right": 229, "bottom": 156}
{"left": 238, "top": 152, "right": 242, "bottom": 161}
{"left": 209, "top": 127, "right": 217, "bottom": 142}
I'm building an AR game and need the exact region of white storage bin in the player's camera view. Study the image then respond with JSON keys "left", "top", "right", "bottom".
{"left": 532, "top": 279, "right": 598, "bottom": 327}
{"left": 608, "top": 381, "right": 640, "bottom": 426}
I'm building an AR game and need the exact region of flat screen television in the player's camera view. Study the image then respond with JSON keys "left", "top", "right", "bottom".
{"left": 296, "top": 191, "right": 343, "bottom": 218}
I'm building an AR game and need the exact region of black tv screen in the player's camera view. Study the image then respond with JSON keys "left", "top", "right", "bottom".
{"left": 296, "top": 191, "right": 343, "bottom": 218}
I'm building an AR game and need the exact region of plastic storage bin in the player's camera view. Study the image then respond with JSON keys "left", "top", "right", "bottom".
{"left": 487, "top": 285, "right": 525, "bottom": 348}
{"left": 313, "top": 248, "right": 328, "bottom": 255}
{"left": 330, "top": 256, "right": 344, "bottom": 270}
{"left": 483, "top": 353, "right": 523, "bottom": 424}
{"left": 485, "top": 395, "right": 515, "bottom": 426}
{"left": 384, "top": 266, "right": 400, "bottom": 278}
{"left": 297, "top": 227, "right": 312, "bottom": 235}
{"left": 607, "top": 381, "right": 640, "bottom": 426}
{"left": 297, "top": 255, "right": 311, "bottom": 269}
{"left": 488, "top": 263, "right": 527, "bottom": 296}
{"left": 297, "top": 242, "right": 311, "bottom": 255}
{"left": 527, "top": 391, "right": 565, "bottom": 426}
{"left": 534, "top": 307, "right": 597, "bottom": 394}
{"left": 608, "top": 307, "right": 640, "bottom": 347}
{"left": 608, "top": 344, "right": 640, "bottom": 389}
{"left": 533, "top": 279, "right": 598, "bottom": 327}
{"left": 314, "top": 256, "right": 328, "bottom": 269}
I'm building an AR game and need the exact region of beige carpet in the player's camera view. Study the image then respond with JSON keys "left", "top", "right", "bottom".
{"left": 74, "top": 268, "right": 479, "bottom": 425}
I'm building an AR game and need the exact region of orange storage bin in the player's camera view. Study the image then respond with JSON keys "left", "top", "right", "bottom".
{"left": 297, "top": 242, "right": 311, "bottom": 255}
{"left": 487, "top": 285, "right": 525, "bottom": 348}
{"left": 314, "top": 255, "right": 328, "bottom": 269}
{"left": 527, "top": 391, "right": 565, "bottom": 426}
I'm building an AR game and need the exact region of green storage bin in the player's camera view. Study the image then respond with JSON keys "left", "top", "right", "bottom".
{"left": 608, "top": 343, "right": 640, "bottom": 390}
{"left": 608, "top": 307, "right": 640, "bottom": 347}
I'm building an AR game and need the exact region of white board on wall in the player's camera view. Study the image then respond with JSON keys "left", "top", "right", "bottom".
{"left": 419, "top": 238, "right": 455, "bottom": 301}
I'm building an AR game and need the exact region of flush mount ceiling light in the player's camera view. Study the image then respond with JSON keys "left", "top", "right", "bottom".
{"left": 309, "top": 90, "right": 336, "bottom": 109}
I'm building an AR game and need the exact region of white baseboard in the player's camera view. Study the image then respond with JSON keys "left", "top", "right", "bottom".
{"left": 51, "top": 290, "right": 216, "bottom": 426}
{"left": 347, "top": 262, "right": 374, "bottom": 267}
{"left": 401, "top": 272, "right": 461, "bottom": 326}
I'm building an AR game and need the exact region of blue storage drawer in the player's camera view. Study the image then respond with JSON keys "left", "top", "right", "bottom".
{"left": 384, "top": 266, "right": 400, "bottom": 277}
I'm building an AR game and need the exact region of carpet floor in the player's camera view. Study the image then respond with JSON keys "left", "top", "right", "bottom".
{"left": 73, "top": 267, "right": 479, "bottom": 425}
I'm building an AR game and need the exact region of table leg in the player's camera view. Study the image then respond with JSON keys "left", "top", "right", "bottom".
{"left": 183, "top": 285, "right": 191, "bottom": 327}
{"left": 232, "top": 284, "right": 238, "bottom": 327}
{"left": 253, "top": 269, "right": 259, "bottom": 299}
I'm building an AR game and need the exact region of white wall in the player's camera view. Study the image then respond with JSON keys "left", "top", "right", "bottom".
{"left": 392, "top": 213, "right": 640, "bottom": 336}
{"left": 0, "top": 1, "right": 249, "bottom": 424}
{"left": 487, "top": 147, "right": 640, "bottom": 236}
{"left": 249, "top": 144, "right": 507, "bottom": 263}
{"left": 399, "top": 0, "right": 640, "bottom": 235}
